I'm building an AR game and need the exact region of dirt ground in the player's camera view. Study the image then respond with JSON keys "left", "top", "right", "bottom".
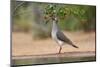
{"left": 12, "top": 31, "right": 95, "bottom": 56}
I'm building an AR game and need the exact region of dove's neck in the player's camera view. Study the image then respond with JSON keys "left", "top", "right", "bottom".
{"left": 52, "top": 21, "right": 57, "bottom": 30}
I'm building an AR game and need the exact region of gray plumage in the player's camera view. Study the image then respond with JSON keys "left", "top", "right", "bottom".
{"left": 51, "top": 18, "right": 78, "bottom": 53}
{"left": 57, "top": 31, "right": 78, "bottom": 48}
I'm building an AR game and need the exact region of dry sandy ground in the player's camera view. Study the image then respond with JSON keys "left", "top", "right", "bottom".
{"left": 12, "top": 31, "right": 95, "bottom": 56}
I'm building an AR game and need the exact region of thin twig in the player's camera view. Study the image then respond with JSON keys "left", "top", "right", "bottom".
{"left": 12, "top": 1, "right": 25, "bottom": 16}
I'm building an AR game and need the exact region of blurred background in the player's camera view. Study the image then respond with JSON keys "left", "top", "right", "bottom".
{"left": 11, "top": 1, "right": 96, "bottom": 39}
{"left": 12, "top": 1, "right": 96, "bottom": 56}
